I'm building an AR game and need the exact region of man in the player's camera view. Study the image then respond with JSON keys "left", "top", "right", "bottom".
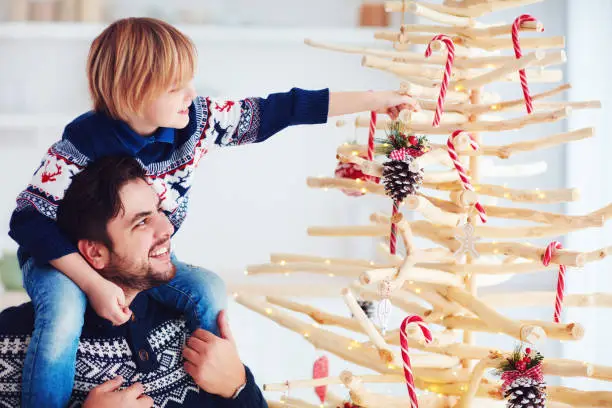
{"left": 0, "top": 156, "right": 267, "bottom": 407}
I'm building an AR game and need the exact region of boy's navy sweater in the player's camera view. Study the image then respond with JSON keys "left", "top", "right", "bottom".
{"left": 0, "top": 292, "right": 268, "bottom": 407}
{"left": 8, "top": 88, "right": 329, "bottom": 266}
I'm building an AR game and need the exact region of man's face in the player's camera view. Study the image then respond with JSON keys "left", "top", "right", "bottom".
{"left": 101, "top": 178, "right": 176, "bottom": 290}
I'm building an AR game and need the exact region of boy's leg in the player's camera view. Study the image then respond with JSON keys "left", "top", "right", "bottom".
{"left": 147, "top": 256, "right": 227, "bottom": 336}
{"left": 21, "top": 258, "right": 87, "bottom": 408}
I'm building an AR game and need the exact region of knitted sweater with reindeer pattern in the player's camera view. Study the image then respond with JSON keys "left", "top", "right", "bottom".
{"left": 9, "top": 88, "right": 329, "bottom": 266}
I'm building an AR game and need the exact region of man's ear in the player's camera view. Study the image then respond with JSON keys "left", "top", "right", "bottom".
{"left": 77, "top": 240, "right": 110, "bottom": 270}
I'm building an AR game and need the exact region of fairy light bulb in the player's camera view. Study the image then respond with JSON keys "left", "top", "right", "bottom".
{"left": 280, "top": 260, "right": 286, "bottom": 266}
{"left": 244, "top": 270, "right": 249, "bottom": 276}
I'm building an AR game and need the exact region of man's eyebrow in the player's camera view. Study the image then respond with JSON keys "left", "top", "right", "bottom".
{"left": 130, "top": 211, "right": 152, "bottom": 225}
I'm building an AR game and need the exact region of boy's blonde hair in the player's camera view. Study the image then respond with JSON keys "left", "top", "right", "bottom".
{"left": 87, "top": 17, "right": 197, "bottom": 120}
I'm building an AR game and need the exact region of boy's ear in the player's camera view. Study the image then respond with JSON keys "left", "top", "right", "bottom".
{"left": 77, "top": 240, "right": 110, "bottom": 270}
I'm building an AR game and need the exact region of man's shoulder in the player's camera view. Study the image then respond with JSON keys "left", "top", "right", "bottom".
{"left": 0, "top": 302, "right": 34, "bottom": 336}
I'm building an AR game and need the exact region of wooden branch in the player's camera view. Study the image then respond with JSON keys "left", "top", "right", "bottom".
{"left": 336, "top": 152, "right": 382, "bottom": 178}
{"left": 429, "top": 261, "right": 557, "bottom": 276}
{"left": 355, "top": 107, "right": 570, "bottom": 134}
{"left": 481, "top": 291, "right": 612, "bottom": 309}
{"left": 440, "top": 286, "right": 546, "bottom": 344}
{"left": 266, "top": 296, "right": 364, "bottom": 333}
{"left": 395, "top": 20, "right": 542, "bottom": 36}
{"left": 342, "top": 288, "right": 395, "bottom": 364}
{"left": 399, "top": 81, "right": 470, "bottom": 103}
{"left": 456, "top": 355, "right": 503, "bottom": 408}
{"left": 453, "top": 51, "right": 545, "bottom": 90}
{"left": 421, "top": 191, "right": 603, "bottom": 227}
{"left": 307, "top": 176, "right": 385, "bottom": 196}
{"left": 405, "top": 195, "right": 464, "bottom": 227}
{"left": 403, "top": 1, "right": 479, "bottom": 27}
{"left": 441, "top": 315, "right": 585, "bottom": 341}
{"left": 246, "top": 262, "right": 367, "bottom": 277}
{"left": 392, "top": 31, "right": 564, "bottom": 52}
{"left": 386, "top": 0, "right": 546, "bottom": 18}
{"left": 269, "top": 253, "right": 395, "bottom": 268}
{"left": 362, "top": 265, "right": 464, "bottom": 289}
{"left": 419, "top": 82, "right": 570, "bottom": 115}
{"left": 351, "top": 281, "right": 430, "bottom": 317}
{"left": 303, "top": 37, "right": 559, "bottom": 70}
{"left": 431, "top": 181, "right": 579, "bottom": 204}
{"left": 235, "top": 295, "right": 394, "bottom": 374}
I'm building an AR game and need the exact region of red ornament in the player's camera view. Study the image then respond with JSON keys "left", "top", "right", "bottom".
{"left": 525, "top": 348, "right": 532, "bottom": 355}
{"left": 334, "top": 158, "right": 381, "bottom": 197}
{"left": 313, "top": 355, "right": 329, "bottom": 403}
{"left": 408, "top": 135, "right": 418, "bottom": 146}
{"left": 516, "top": 361, "right": 527, "bottom": 371}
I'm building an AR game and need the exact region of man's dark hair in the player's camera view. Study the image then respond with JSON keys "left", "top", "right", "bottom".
{"left": 57, "top": 156, "right": 147, "bottom": 249}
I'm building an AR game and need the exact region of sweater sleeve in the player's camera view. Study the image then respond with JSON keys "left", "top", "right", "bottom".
{"left": 8, "top": 140, "right": 87, "bottom": 265}
{"left": 217, "top": 365, "right": 268, "bottom": 408}
{"left": 200, "top": 87, "right": 329, "bottom": 150}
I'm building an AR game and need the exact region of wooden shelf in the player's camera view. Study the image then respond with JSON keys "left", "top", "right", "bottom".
{"left": 0, "top": 22, "right": 382, "bottom": 44}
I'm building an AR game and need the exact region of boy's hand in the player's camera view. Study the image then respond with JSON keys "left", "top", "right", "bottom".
{"left": 83, "top": 376, "right": 153, "bottom": 408}
{"left": 182, "top": 310, "right": 246, "bottom": 398}
{"left": 87, "top": 278, "right": 132, "bottom": 326}
{"left": 372, "top": 90, "right": 420, "bottom": 119}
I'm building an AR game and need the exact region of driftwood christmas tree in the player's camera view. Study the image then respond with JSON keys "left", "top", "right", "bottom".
{"left": 234, "top": 1, "right": 612, "bottom": 407}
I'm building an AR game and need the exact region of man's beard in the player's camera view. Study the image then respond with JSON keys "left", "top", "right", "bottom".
{"left": 100, "top": 251, "right": 176, "bottom": 291}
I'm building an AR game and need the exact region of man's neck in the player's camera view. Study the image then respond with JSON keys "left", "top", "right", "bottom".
{"left": 123, "top": 289, "right": 140, "bottom": 307}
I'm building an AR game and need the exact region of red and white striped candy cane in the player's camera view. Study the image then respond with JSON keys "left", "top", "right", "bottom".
{"left": 400, "top": 315, "right": 432, "bottom": 408}
{"left": 542, "top": 241, "right": 566, "bottom": 323}
{"left": 425, "top": 35, "right": 455, "bottom": 127}
{"left": 447, "top": 130, "right": 487, "bottom": 223}
{"left": 367, "top": 111, "right": 377, "bottom": 161}
{"left": 512, "top": 14, "right": 543, "bottom": 114}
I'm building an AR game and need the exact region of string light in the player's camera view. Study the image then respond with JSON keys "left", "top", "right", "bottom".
{"left": 284, "top": 272, "right": 290, "bottom": 277}
{"left": 351, "top": 150, "right": 359, "bottom": 156}
{"left": 490, "top": 104, "right": 499, "bottom": 110}
{"left": 244, "top": 270, "right": 249, "bottom": 276}
{"left": 303, "top": 332, "right": 310, "bottom": 338}
{"left": 324, "top": 259, "right": 331, "bottom": 264}
{"left": 232, "top": 292, "right": 239, "bottom": 299}
{"left": 280, "top": 260, "right": 286, "bottom": 266}
{"left": 415, "top": 288, "right": 422, "bottom": 294}
{"left": 328, "top": 273, "right": 335, "bottom": 277}
{"left": 360, "top": 188, "right": 367, "bottom": 193}
{"left": 265, "top": 308, "right": 273, "bottom": 315}
{"left": 455, "top": 84, "right": 464, "bottom": 91}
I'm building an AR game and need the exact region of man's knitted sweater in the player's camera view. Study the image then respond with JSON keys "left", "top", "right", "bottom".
{"left": 0, "top": 292, "right": 268, "bottom": 407}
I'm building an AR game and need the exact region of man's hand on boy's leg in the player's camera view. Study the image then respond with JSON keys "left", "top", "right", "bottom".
{"left": 182, "top": 310, "right": 246, "bottom": 398}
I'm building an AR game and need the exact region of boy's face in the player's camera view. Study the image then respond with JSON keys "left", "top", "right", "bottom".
{"left": 142, "top": 80, "right": 197, "bottom": 131}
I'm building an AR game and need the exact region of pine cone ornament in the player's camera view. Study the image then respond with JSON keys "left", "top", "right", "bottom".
{"left": 504, "top": 377, "right": 547, "bottom": 408}
{"left": 382, "top": 157, "right": 423, "bottom": 203}
{"left": 357, "top": 300, "right": 375, "bottom": 319}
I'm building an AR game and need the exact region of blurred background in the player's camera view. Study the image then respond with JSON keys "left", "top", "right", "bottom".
{"left": 0, "top": 0, "right": 611, "bottom": 403}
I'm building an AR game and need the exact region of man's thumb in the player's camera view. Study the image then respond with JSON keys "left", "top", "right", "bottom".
{"left": 218, "top": 310, "right": 235, "bottom": 344}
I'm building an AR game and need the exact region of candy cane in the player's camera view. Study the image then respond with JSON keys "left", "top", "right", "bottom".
{"left": 367, "top": 111, "right": 377, "bottom": 161}
{"left": 389, "top": 201, "right": 400, "bottom": 254}
{"left": 425, "top": 35, "right": 455, "bottom": 127}
{"left": 512, "top": 14, "right": 543, "bottom": 114}
{"left": 447, "top": 130, "right": 487, "bottom": 223}
{"left": 542, "top": 241, "right": 565, "bottom": 323}
{"left": 400, "top": 316, "right": 432, "bottom": 408}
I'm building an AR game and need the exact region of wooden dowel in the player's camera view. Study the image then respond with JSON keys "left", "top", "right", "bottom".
{"left": 307, "top": 176, "right": 385, "bottom": 196}
{"left": 441, "top": 315, "right": 584, "bottom": 341}
{"left": 441, "top": 286, "right": 546, "bottom": 344}
{"left": 421, "top": 191, "right": 603, "bottom": 227}
{"left": 395, "top": 20, "right": 542, "bottom": 36}
{"left": 269, "top": 253, "right": 393, "bottom": 268}
{"left": 453, "top": 51, "right": 544, "bottom": 90}
{"left": 355, "top": 107, "right": 570, "bottom": 134}
{"left": 351, "top": 282, "right": 430, "bottom": 317}
{"left": 404, "top": 195, "right": 464, "bottom": 226}
{"left": 266, "top": 296, "right": 364, "bottom": 333}
{"left": 341, "top": 288, "right": 395, "bottom": 364}
{"left": 246, "top": 262, "right": 368, "bottom": 277}
{"left": 404, "top": 1, "right": 477, "bottom": 27}
{"left": 235, "top": 295, "right": 394, "bottom": 374}
{"left": 428, "top": 261, "right": 557, "bottom": 276}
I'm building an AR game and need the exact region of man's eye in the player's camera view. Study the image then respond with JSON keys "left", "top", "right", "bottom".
{"left": 136, "top": 218, "right": 148, "bottom": 227}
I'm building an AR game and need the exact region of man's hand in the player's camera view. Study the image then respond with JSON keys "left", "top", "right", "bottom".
{"left": 182, "top": 310, "right": 246, "bottom": 398}
{"left": 86, "top": 278, "right": 132, "bottom": 326}
{"left": 83, "top": 376, "right": 154, "bottom": 408}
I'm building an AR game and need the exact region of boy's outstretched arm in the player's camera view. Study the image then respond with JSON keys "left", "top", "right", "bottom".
{"left": 328, "top": 90, "right": 420, "bottom": 118}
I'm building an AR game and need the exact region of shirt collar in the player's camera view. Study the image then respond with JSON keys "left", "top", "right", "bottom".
{"left": 115, "top": 121, "right": 176, "bottom": 154}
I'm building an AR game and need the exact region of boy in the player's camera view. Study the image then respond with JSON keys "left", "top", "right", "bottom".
{"left": 8, "top": 17, "right": 418, "bottom": 407}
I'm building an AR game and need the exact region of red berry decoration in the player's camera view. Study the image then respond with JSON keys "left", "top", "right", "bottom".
{"left": 525, "top": 348, "right": 532, "bottom": 355}
{"left": 334, "top": 156, "right": 381, "bottom": 197}
{"left": 408, "top": 135, "right": 418, "bottom": 145}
